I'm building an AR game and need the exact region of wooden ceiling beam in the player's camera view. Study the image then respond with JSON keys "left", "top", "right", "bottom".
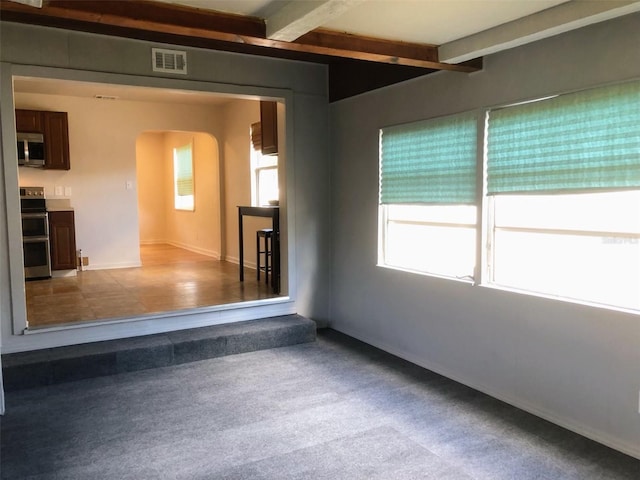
{"left": 0, "top": 0, "right": 480, "bottom": 72}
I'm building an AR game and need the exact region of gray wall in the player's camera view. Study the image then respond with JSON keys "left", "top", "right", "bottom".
{"left": 329, "top": 13, "right": 640, "bottom": 457}
{"left": 0, "top": 22, "right": 330, "bottom": 352}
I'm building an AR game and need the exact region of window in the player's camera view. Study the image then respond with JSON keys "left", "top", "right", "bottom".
{"left": 174, "top": 142, "right": 194, "bottom": 211}
{"left": 250, "top": 122, "right": 279, "bottom": 206}
{"left": 378, "top": 79, "right": 640, "bottom": 312}
{"left": 485, "top": 81, "right": 640, "bottom": 310}
{"left": 378, "top": 113, "right": 478, "bottom": 279}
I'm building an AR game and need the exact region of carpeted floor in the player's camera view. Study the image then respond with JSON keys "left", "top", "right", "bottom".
{"left": 1, "top": 330, "right": 638, "bottom": 479}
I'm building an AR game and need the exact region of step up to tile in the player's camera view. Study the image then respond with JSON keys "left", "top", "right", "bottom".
{"left": 1, "top": 315, "right": 316, "bottom": 391}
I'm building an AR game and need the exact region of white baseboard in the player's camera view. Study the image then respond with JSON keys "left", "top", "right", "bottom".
{"left": 166, "top": 241, "right": 220, "bottom": 259}
{"left": 225, "top": 255, "right": 257, "bottom": 270}
{"left": 331, "top": 324, "right": 640, "bottom": 460}
{"left": 83, "top": 261, "right": 142, "bottom": 271}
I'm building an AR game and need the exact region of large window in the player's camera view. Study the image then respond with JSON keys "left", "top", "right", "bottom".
{"left": 378, "top": 80, "right": 640, "bottom": 312}
{"left": 174, "top": 142, "right": 194, "bottom": 211}
{"left": 379, "top": 112, "right": 478, "bottom": 279}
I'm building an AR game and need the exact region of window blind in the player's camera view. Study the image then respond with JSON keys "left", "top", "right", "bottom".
{"left": 175, "top": 144, "right": 193, "bottom": 196}
{"left": 251, "top": 122, "right": 262, "bottom": 151}
{"left": 486, "top": 80, "right": 640, "bottom": 195}
{"left": 380, "top": 113, "right": 477, "bottom": 205}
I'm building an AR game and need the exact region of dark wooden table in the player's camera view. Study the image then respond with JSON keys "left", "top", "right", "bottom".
{"left": 238, "top": 206, "right": 280, "bottom": 294}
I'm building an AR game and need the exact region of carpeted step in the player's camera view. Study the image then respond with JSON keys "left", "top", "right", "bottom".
{"left": 1, "top": 315, "right": 316, "bottom": 391}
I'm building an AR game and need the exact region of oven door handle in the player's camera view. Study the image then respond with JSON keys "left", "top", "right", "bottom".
{"left": 23, "top": 236, "right": 50, "bottom": 243}
{"left": 21, "top": 212, "right": 48, "bottom": 219}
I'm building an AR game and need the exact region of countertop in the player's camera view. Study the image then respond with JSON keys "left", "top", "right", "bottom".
{"left": 46, "top": 199, "right": 74, "bottom": 211}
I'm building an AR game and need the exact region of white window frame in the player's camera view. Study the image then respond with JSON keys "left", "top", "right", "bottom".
{"left": 250, "top": 139, "right": 278, "bottom": 207}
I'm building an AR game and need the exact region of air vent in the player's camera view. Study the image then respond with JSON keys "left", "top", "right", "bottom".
{"left": 152, "top": 48, "right": 187, "bottom": 75}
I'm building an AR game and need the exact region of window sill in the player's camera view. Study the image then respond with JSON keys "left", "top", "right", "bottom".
{"left": 479, "top": 282, "right": 640, "bottom": 316}
{"left": 377, "top": 262, "right": 475, "bottom": 285}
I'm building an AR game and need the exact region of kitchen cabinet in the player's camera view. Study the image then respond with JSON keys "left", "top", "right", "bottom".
{"left": 15, "top": 109, "right": 43, "bottom": 132}
{"left": 259, "top": 101, "right": 278, "bottom": 155}
{"left": 15, "top": 109, "right": 70, "bottom": 170}
{"left": 49, "top": 210, "right": 77, "bottom": 271}
{"left": 43, "top": 112, "right": 71, "bottom": 170}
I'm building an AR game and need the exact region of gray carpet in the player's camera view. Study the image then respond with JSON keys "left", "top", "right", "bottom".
{"left": 1, "top": 330, "right": 638, "bottom": 479}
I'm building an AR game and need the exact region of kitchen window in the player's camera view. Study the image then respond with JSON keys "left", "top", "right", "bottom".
{"left": 250, "top": 122, "right": 279, "bottom": 206}
{"left": 378, "top": 79, "right": 640, "bottom": 312}
{"left": 174, "top": 142, "right": 194, "bottom": 211}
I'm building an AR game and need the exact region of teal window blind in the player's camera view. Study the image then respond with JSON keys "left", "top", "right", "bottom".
{"left": 175, "top": 143, "right": 193, "bottom": 197}
{"left": 487, "top": 80, "right": 640, "bottom": 195}
{"left": 380, "top": 113, "right": 477, "bottom": 205}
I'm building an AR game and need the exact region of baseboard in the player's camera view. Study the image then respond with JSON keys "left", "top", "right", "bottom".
{"left": 166, "top": 241, "right": 219, "bottom": 259}
{"left": 83, "top": 261, "right": 142, "bottom": 271}
{"left": 332, "top": 324, "right": 640, "bottom": 460}
{"left": 225, "top": 255, "right": 257, "bottom": 270}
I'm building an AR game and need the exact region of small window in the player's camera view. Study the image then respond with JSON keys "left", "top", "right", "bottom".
{"left": 174, "top": 142, "right": 194, "bottom": 211}
{"left": 250, "top": 122, "right": 278, "bottom": 206}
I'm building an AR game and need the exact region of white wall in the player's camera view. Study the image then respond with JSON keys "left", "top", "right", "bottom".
{"left": 164, "top": 131, "right": 220, "bottom": 257}
{"left": 329, "top": 13, "right": 640, "bottom": 457}
{"left": 0, "top": 23, "right": 330, "bottom": 352}
{"left": 221, "top": 99, "right": 272, "bottom": 267}
{"left": 15, "top": 92, "right": 225, "bottom": 269}
{"left": 136, "top": 132, "right": 166, "bottom": 244}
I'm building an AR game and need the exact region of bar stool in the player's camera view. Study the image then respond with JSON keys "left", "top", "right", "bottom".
{"left": 256, "top": 228, "right": 273, "bottom": 283}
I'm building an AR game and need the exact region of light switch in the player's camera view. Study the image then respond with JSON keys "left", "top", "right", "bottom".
{"left": 64, "top": 186, "right": 72, "bottom": 197}
{"left": 55, "top": 185, "right": 63, "bottom": 196}
{"left": 126, "top": 181, "right": 133, "bottom": 190}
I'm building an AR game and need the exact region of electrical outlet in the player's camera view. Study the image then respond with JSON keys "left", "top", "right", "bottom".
{"left": 82, "top": 257, "right": 89, "bottom": 266}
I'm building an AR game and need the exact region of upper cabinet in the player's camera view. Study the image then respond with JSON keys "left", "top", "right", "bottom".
{"left": 15, "top": 109, "right": 71, "bottom": 170}
{"left": 15, "top": 109, "right": 43, "bottom": 132}
{"left": 259, "top": 101, "right": 278, "bottom": 156}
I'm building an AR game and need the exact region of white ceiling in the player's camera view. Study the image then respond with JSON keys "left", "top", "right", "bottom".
{"left": 157, "top": 0, "right": 640, "bottom": 62}
{"left": 13, "top": 77, "right": 235, "bottom": 107}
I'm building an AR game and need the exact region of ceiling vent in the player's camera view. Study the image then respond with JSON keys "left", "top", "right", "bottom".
{"left": 152, "top": 48, "right": 187, "bottom": 75}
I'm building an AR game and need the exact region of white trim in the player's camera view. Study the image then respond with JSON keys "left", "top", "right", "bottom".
{"left": 332, "top": 324, "right": 640, "bottom": 460}
{"left": 6, "top": 298, "right": 295, "bottom": 353}
{"left": 165, "top": 241, "right": 219, "bottom": 260}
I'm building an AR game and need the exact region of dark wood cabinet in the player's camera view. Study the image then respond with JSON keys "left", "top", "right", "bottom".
{"left": 259, "top": 101, "right": 278, "bottom": 155}
{"left": 15, "top": 109, "right": 70, "bottom": 170}
{"left": 43, "top": 112, "right": 71, "bottom": 170}
{"left": 49, "top": 211, "right": 77, "bottom": 271}
{"left": 15, "top": 109, "right": 43, "bottom": 132}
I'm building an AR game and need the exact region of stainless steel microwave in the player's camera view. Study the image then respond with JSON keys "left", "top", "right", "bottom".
{"left": 17, "top": 132, "right": 45, "bottom": 167}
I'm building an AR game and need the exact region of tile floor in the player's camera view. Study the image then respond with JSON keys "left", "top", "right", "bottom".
{"left": 25, "top": 244, "right": 279, "bottom": 328}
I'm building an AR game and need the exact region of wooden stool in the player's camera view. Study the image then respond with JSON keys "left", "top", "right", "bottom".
{"left": 256, "top": 228, "right": 273, "bottom": 283}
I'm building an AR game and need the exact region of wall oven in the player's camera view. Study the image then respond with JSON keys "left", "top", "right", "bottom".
{"left": 20, "top": 186, "right": 51, "bottom": 279}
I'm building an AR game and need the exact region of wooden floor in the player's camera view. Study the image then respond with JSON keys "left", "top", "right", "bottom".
{"left": 25, "top": 244, "right": 279, "bottom": 328}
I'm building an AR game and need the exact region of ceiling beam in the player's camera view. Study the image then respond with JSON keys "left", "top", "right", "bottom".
{"left": 266, "top": 0, "right": 365, "bottom": 42}
{"left": 439, "top": 0, "right": 640, "bottom": 63}
{"left": 0, "top": 0, "right": 480, "bottom": 72}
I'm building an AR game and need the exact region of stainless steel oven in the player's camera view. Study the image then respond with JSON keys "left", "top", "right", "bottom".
{"left": 20, "top": 186, "right": 51, "bottom": 279}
